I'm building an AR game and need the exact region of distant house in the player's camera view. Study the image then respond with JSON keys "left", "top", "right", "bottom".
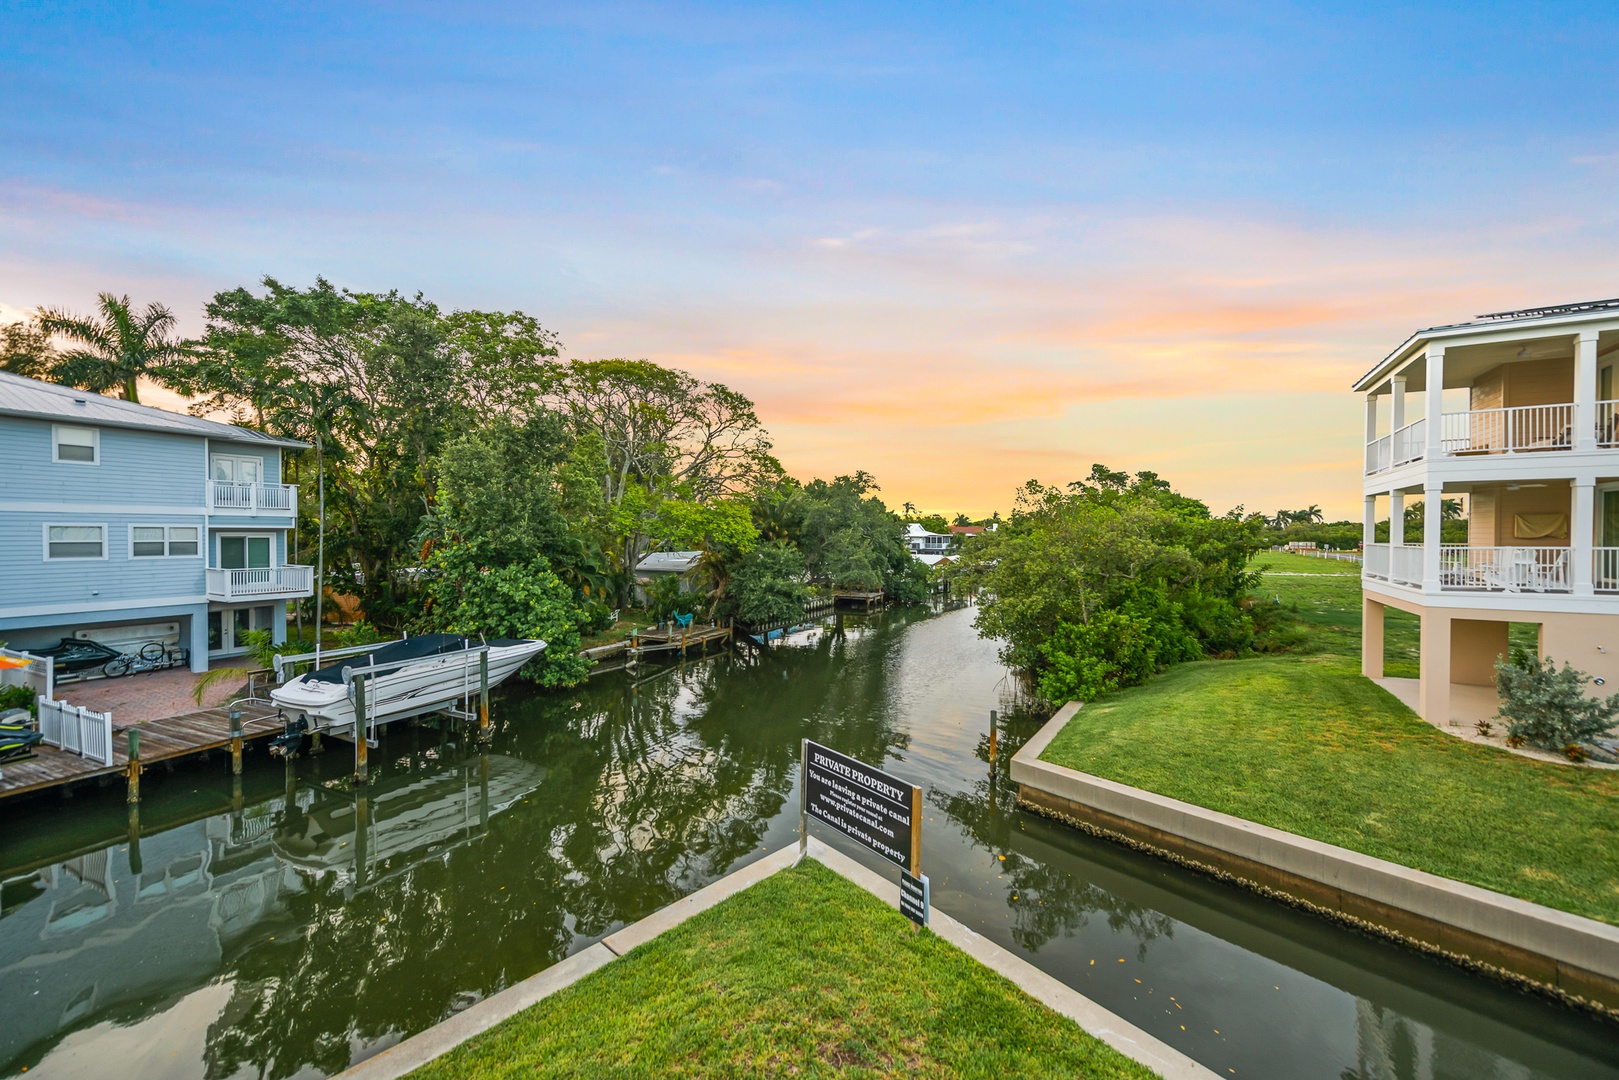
{"left": 0, "top": 371, "right": 313, "bottom": 671}
{"left": 633, "top": 550, "right": 704, "bottom": 603}
{"left": 915, "top": 553, "right": 954, "bottom": 568}
{"left": 903, "top": 523, "right": 951, "bottom": 559}
{"left": 948, "top": 525, "right": 985, "bottom": 537}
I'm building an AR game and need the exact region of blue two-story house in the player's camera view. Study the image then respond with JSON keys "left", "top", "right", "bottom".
{"left": 0, "top": 371, "right": 314, "bottom": 672}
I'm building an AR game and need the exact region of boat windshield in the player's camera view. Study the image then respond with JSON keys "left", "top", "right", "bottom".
{"left": 304, "top": 634, "right": 474, "bottom": 685}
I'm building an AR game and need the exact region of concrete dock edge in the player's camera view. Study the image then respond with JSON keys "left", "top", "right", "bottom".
{"left": 338, "top": 834, "right": 1215, "bottom": 1079}
{"left": 1011, "top": 702, "right": 1619, "bottom": 1011}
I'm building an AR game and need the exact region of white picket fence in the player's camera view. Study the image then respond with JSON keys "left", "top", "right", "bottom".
{"left": 37, "top": 697, "right": 114, "bottom": 766}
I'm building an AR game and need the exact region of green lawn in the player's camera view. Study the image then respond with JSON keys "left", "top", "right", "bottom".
{"left": 1038, "top": 551, "right": 1619, "bottom": 923}
{"left": 411, "top": 861, "right": 1160, "bottom": 1080}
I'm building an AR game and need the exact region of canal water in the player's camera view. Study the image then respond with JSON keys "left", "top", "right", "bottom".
{"left": 2, "top": 604, "right": 1615, "bottom": 1078}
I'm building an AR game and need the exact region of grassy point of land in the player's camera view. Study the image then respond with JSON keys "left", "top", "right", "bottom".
{"left": 411, "top": 861, "right": 1160, "bottom": 1080}
{"left": 1039, "top": 551, "right": 1619, "bottom": 923}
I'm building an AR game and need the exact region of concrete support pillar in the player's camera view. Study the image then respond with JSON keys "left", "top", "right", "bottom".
{"left": 1452, "top": 619, "right": 1509, "bottom": 686}
{"left": 1419, "top": 610, "right": 1452, "bottom": 725}
{"left": 189, "top": 608, "right": 210, "bottom": 674}
{"left": 1575, "top": 331, "right": 1599, "bottom": 451}
{"left": 1391, "top": 375, "right": 1407, "bottom": 431}
{"left": 1573, "top": 476, "right": 1595, "bottom": 595}
{"left": 1390, "top": 490, "right": 1405, "bottom": 546}
{"left": 1424, "top": 346, "right": 1445, "bottom": 456}
{"left": 1363, "top": 494, "right": 1378, "bottom": 551}
{"left": 1422, "top": 483, "right": 1443, "bottom": 592}
{"left": 272, "top": 600, "right": 289, "bottom": 646}
{"left": 1362, "top": 596, "right": 1385, "bottom": 679}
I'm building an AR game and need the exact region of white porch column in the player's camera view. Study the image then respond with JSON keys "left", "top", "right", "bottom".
{"left": 1423, "top": 483, "right": 1443, "bottom": 592}
{"left": 1424, "top": 346, "right": 1445, "bottom": 456}
{"left": 1574, "top": 476, "right": 1595, "bottom": 595}
{"left": 1365, "top": 393, "right": 1379, "bottom": 443}
{"left": 1390, "top": 490, "right": 1405, "bottom": 546}
{"left": 1391, "top": 374, "right": 1407, "bottom": 431}
{"left": 1364, "top": 494, "right": 1378, "bottom": 550}
{"left": 1575, "top": 330, "right": 1599, "bottom": 451}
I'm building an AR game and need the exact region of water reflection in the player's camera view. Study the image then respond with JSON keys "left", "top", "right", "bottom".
{"left": 2, "top": 603, "right": 1615, "bottom": 1079}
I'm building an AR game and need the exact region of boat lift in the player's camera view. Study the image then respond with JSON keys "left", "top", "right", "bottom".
{"left": 340, "top": 644, "right": 492, "bottom": 784}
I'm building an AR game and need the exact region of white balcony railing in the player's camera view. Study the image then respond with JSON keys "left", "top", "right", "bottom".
{"left": 1599, "top": 401, "right": 1619, "bottom": 447}
{"left": 1363, "top": 542, "right": 1389, "bottom": 579}
{"left": 207, "top": 565, "right": 315, "bottom": 601}
{"left": 1439, "top": 404, "right": 1573, "bottom": 456}
{"left": 1438, "top": 545, "right": 1571, "bottom": 592}
{"left": 1596, "top": 548, "right": 1619, "bottom": 592}
{"left": 1390, "top": 544, "right": 1424, "bottom": 586}
{"left": 208, "top": 480, "right": 297, "bottom": 514}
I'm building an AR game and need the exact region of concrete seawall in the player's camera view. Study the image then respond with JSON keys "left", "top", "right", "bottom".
{"left": 1011, "top": 702, "right": 1619, "bottom": 1013}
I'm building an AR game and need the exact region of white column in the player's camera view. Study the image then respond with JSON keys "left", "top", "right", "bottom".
{"left": 1423, "top": 483, "right": 1443, "bottom": 591}
{"left": 1424, "top": 346, "right": 1445, "bottom": 456}
{"left": 1365, "top": 393, "right": 1379, "bottom": 443}
{"left": 1364, "top": 494, "right": 1378, "bottom": 550}
{"left": 1391, "top": 374, "right": 1407, "bottom": 431}
{"left": 1390, "top": 490, "right": 1405, "bottom": 546}
{"left": 1574, "top": 476, "right": 1595, "bottom": 595}
{"left": 1575, "top": 330, "right": 1599, "bottom": 451}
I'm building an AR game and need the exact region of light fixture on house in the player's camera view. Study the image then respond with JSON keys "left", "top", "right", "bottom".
{"left": 1505, "top": 483, "right": 1547, "bottom": 491}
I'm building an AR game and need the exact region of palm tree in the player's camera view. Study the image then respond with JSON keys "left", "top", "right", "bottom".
{"left": 902, "top": 501, "right": 917, "bottom": 519}
{"left": 1302, "top": 504, "right": 1324, "bottom": 524}
{"left": 35, "top": 293, "right": 184, "bottom": 403}
{"left": 0, "top": 319, "right": 57, "bottom": 378}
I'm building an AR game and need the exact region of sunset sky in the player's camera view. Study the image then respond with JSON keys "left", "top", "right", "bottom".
{"left": 4, "top": 2, "right": 1617, "bottom": 519}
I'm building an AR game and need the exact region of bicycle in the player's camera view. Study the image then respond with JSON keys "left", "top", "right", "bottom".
{"left": 102, "top": 641, "right": 177, "bottom": 678}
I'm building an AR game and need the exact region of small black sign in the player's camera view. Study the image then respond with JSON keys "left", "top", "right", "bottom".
{"left": 803, "top": 741, "right": 920, "bottom": 872}
{"left": 900, "top": 870, "right": 929, "bottom": 926}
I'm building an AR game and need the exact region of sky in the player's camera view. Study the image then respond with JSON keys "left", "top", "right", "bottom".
{"left": 3, "top": 2, "right": 1617, "bottom": 519}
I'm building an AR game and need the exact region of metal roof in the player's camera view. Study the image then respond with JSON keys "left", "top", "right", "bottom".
{"left": 1355, "top": 297, "right": 1619, "bottom": 391}
{"left": 0, "top": 371, "right": 307, "bottom": 448}
{"left": 635, "top": 550, "right": 704, "bottom": 574}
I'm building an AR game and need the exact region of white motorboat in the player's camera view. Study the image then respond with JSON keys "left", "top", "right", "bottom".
{"left": 270, "top": 634, "right": 545, "bottom": 738}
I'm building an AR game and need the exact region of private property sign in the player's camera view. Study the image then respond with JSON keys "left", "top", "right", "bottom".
{"left": 801, "top": 741, "right": 922, "bottom": 873}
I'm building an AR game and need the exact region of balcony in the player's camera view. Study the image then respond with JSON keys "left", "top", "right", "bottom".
{"left": 207, "top": 565, "right": 315, "bottom": 602}
{"left": 208, "top": 480, "right": 298, "bottom": 515}
{"left": 1362, "top": 543, "right": 1619, "bottom": 595}
{"left": 1363, "top": 402, "right": 1619, "bottom": 476}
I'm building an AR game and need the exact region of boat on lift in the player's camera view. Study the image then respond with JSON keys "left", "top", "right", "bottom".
{"left": 269, "top": 634, "right": 545, "bottom": 742}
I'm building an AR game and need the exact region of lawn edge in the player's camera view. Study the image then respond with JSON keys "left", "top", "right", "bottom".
{"left": 1016, "top": 703, "right": 1619, "bottom": 1017}
{"left": 337, "top": 836, "right": 1217, "bottom": 1080}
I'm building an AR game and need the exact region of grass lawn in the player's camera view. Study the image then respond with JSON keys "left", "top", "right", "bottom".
{"left": 578, "top": 611, "right": 659, "bottom": 652}
{"left": 411, "top": 861, "right": 1159, "bottom": 1080}
{"left": 1038, "top": 552, "right": 1619, "bottom": 924}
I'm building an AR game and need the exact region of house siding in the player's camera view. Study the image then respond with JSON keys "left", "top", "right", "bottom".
{"left": 0, "top": 398, "right": 304, "bottom": 674}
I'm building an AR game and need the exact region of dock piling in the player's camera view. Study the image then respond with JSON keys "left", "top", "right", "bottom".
{"left": 125, "top": 728, "right": 142, "bottom": 804}
{"left": 478, "top": 650, "right": 490, "bottom": 742}
{"left": 229, "top": 706, "right": 244, "bottom": 776}
{"left": 353, "top": 675, "right": 369, "bottom": 785}
{"left": 987, "top": 709, "right": 998, "bottom": 766}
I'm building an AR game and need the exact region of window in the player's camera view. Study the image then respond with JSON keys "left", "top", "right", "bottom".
{"left": 130, "top": 525, "right": 200, "bottom": 557}
{"left": 211, "top": 455, "right": 263, "bottom": 484}
{"left": 46, "top": 524, "right": 106, "bottom": 559}
{"left": 52, "top": 425, "right": 98, "bottom": 464}
{"left": 220, "top": 535, "right": 272, "bottom": 569}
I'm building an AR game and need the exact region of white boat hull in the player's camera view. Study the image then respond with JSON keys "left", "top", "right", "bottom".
{"left": 270, "top": 639, "right": 546, "bottom": 736}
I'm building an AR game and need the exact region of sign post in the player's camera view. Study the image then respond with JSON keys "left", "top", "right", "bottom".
{"left": 801, "top": 739, "right": 929, "bottom": 925}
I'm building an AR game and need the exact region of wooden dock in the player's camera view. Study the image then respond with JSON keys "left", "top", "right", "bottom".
{"left": 628, "top": 623, "right": 733, "bottom": 657}
{"left": 833, "top": 589, "right": 886, "bottom": 609}
{"left": 0, "top": 701, "right": 281, "bottom": 802}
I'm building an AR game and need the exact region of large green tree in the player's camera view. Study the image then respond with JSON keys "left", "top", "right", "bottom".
{"left": 954, "top": 465, "right": 1265, "bottom": 703}
{"left": 35, "top": 293, "right": 185, "bottom": 402}
{"left": 0, "top": 319, "right": 56, "bottom": 378}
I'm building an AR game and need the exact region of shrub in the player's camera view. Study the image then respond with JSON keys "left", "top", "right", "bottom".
{"left": 423, "top": 546, "right": 591, "bottom": 688}
{"left": 1494, "top": 650, "right": 1619, "bottom": 752}
{"left": 0, "top": 684, "right": 36, "bottom": 716}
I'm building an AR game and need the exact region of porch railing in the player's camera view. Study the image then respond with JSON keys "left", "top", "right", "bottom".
{"left": 1363, "top": 419, "right": 1428, "bottom": 475}
{"left": 208, "top": 480, "right": 297, "bottom": 514}
{"left": 1389, "top": 544, "right": 1423, "bottom": 586}
{"left": 1438, "top": 545, "right": 1571, "bottom": 592}
{"left": 1599, "top": 401, "right": 1619, "bottom": 447}
{"left": 1364, "top": 542, "right": 1389, "bottom": 579}
{"left": 1596, "top": 548, "right": 1619, "bottom": 592}
{"left": 38, "top": 697, "right": 114, "bottom": 766}
{"left": 206, "top": 564, "right": 315, "bottom": 601}
{"left": 1439, "top": 404, "right": 1573, "bottom": 456}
